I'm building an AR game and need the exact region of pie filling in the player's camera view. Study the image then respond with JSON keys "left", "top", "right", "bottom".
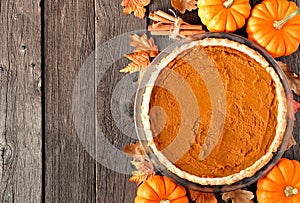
{"left": 141, "top": 38, "right": 286, "bottom": 185}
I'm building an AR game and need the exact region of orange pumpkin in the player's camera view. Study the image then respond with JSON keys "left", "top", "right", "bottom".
{"left": 135, "top": 175, "right": 189, "bottom": 203}
{"left": 247, "top": 0, "right": 300, "bottom": 58}
{"left": 197, "top": 0, "right": 251, "bottom": 32}
{"left": 257, "top": 158, "right": 300, "bottom": 203}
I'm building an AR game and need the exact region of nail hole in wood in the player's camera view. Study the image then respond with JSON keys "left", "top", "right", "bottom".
{"left": 31, "top": 63, "right": 36, "bottom": 69}
{"left": 21, "top": 45, "right": 27, "bottom": 51}
{"left": 0, "top": 144, "right": 12, "bottom": 164}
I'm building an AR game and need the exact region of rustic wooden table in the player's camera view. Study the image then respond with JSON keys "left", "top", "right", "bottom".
{"left": 0, "top": 0, "right": 299, "bottom": 202}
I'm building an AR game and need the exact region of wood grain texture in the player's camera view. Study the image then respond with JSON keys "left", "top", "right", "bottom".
{"left": 0, "top": 0, "right": 42, "bottom": 202}
{"left": 44, "top": 0, "right": 96, "bottom": 202}
{"left": 95, "top": 0, "right": 147, "bottom": 202}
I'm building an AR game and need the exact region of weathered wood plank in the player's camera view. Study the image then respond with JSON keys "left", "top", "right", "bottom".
{"left": 44, "top": 0, "right": 96, "bottom": 202}
{"left": 95, "top": 0, "right": 147, "bottom": 202}
{"left": 0, "top": 0, "right": 42, "bottom": 202}
{"left": 149, "top": 0, "right": 172, "bottom": 16}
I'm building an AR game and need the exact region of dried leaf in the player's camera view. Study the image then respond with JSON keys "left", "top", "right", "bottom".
{"left": 278, "top": 61, "right": 300, "bottom": 96}
{"left": 286, "top": 100, "right": 298, "bottom": 151}
{"left": 129, "top": 173, "right": 146, "bottom": 185}
{"left": 120, "top": 51, "right": 150, "bottom": 73}
{"left": 189, "top": 190, "right": 217, "bottom": 203}
{"left": 294, "top": 100, "right": 300, "bottom": 113}
{"left": 222, "top": 189, "right": 254, "bottom": 203}
{"left": 129, "top": 34, "right": 159, "bottom": 57}
{"left": 129, "top": 160, "right": 155, "bottom": 185}
{"left": 121, "top": 0, "right": 151, "bottom": 19}
{"left": 136, "top": 160, "right": 155, "bottom": 174}
{"left": 286, "top": 135, "right": 296, "bottom": 150}
{"left": 125, "top": 141, "right": 155, "bottom": 185}
{"left": 129, "top": 170, "right": 155, "bottom": 185}
{"left": 124, "top": 141, "right": 146, "bottom": 157}
{"left": 171, "top": 0, "right": 197, "bottom": 14}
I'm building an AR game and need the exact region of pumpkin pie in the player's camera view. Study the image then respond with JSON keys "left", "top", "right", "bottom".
{"left": 139, "top": 37, "right": 288, "bottom": 186}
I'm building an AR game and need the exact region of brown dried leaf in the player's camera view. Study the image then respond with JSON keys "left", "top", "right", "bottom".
{"left": 129, "top": 34, "right": 159, "bottom": 57}
{"left": 137, "top": 160, "right": 155, "bottom": 176}
{"left": 121, "top": 0, "right": 151, "bottom": 19}
{"left": 123, "top": 141, "right": 146, "bottom": 157}
{"left": 171, "top": 0, "right": 197, "bottom": 14}
{"left": 286, "top": 100, "right": 297, "bottom": 150}
{"left": 189, "top": 190, "right": 217, "bottom": 203}
{"left": 120, "top": 51, "right": 150, "bottom": 73}
{"left": 287, "top": 135, "right": 296, "bottom": 151}
{"left": 278, "top": 61, "right": 300, "bottom": 96}
{"left": 222, "top": 189, "right": 254, "bottom": 203}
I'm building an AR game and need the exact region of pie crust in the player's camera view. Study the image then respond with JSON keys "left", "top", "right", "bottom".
{"left": 140, "top": 38, "right": 287, "bottom": 185}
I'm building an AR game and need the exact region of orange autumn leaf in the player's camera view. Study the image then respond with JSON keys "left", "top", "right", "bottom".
{"left": 171, "top": 0, "right": 197, "bottom": 14}
{"left": 129, "top": 34, "right": 159, "bottom": 57}
{"left": 278, "top": 61, "right": 300, "bottom": 96}
{"left": 189, "top": 190, "right": 217, "bottom": 203}
{"left": 222, "top": 189, "right": 254, "bottom": 203}
{"left": 129, "top": 160, "right": 155, "bottom": 185}
{"left": 129, "top": 171, "right": 152, "bottom": 185}
{"left": 125, "top": 141, "right": 155, "bottom": 185}
{"left": 120, "top": 51, "right": 150, "bottom": 73}
{"left": 121, "top": 0, "right": 151, "bottom": 19}
{"left": 129, "top": 173, "right": 148, "bottom": 185}
{"left": 123, "top": 141, "right": 146, "bottom": 157}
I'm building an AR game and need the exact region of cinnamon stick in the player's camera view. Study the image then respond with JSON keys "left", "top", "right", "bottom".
{"left": 148, "top": 10, "right": 204, "bottom": 38}
{"left": 149, "top": 10, "right": 190, "bottom": 25}
{"left": 148, "top": 24, "right": 203, "bottom": 31}
{"left": 149, "top": 13, "right": 173, "bottom": 24}
{"left": 150, "top": 30, "right": 205, "bottom": 37}
{"left": 178, "top": 30, "right": 205, "bottom": 36}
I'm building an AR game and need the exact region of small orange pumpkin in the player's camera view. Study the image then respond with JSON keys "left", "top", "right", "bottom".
{"left": 257, "top": 158, "right": 300, "bottom": 203}
{"left": 247, "top": 0, "right": 300, "bottom": 58}
{"left": 135, "top": 175, "right": 189, "bottom": 203}
{"left": 197, "top": 0, "right": 251, "bottom": 32}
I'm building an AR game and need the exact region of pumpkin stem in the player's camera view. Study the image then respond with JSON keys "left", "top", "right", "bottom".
{"left": 284, "top": 185, "right": 298, "bottom": 197}
{"left": 223, "top": 0, "right": 234, "bottom": 8}
{"left": 159, "top": 200, "right": 170, "bottom": 203}
{"left": 273, "top": 8, "right": 300, "bottom": 29}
